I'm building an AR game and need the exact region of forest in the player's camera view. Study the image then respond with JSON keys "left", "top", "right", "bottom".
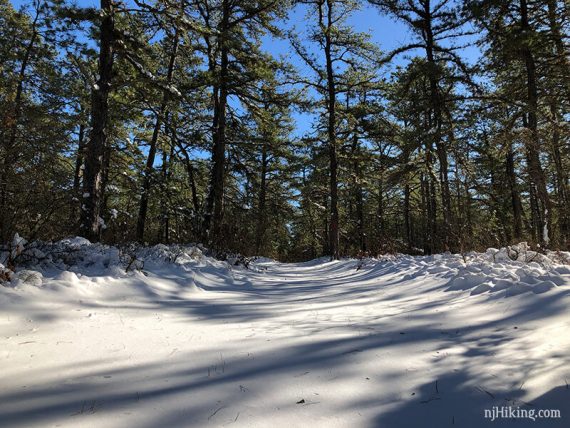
{"left": 2, "top": 2, "right": 570, "bottom": 426}
{"left": 1, "top": 0, "right": 568, "bottom": 261}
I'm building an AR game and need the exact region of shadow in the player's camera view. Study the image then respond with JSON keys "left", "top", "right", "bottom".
{"left": 1, "top": 257, "right": 569, "bottom": 427}
{"left": 1, "top": 304, "right": 569, "bottom": 427}
{"left": 372, "top": 374, "right": 570, "bottom": 428}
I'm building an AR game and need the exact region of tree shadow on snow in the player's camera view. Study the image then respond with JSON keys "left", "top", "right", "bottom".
{"left": 2, "top": 259, "right": 569, "bottom": 427}
{"left": 1, "top": 295, "right": 569, "bottom": 427}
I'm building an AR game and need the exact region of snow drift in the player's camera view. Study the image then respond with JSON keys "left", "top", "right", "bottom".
{"left": 1, "top": 238, "right": 569, "bottom": 427}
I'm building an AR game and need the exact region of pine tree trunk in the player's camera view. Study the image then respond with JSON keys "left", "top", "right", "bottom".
{"left": 353, "top": 138, "right": 365, "bottom": 253}
{"left": 203, "top": 0, "right": 230, "bottom": 247}
{"left": 322, "top": 194, "right": 329, "bottom": 255}
{"left": 356, "top": 187, "right": 365, "bottom": 252}
{"left": 547, "top": 0, "right": 570, "bottom": 98}
{"left": 80, "top": 0, "right": 114, "bottom": 242}
{"left": 546, "top": 0, "right": 569, "bottom": 245}
{"left": 423, "top": 109, "right": 438, "bottom": 255}
{"left": 506, "top": 143, "right": 523, "bottom": 240}
{"left": 550, "top": 104, "right": 570, "bottom": 243}
{"left": 73, "top": 123, "right": 85, "bottom": 194}
{"left": 377, "top": 178, "right": 384, "bottom": 247}
{"left": 136, "top": 29, "right": 180, "bottom": 242}
{"left": 421, "top": 174, "right": 435, "bottom": 255}
{"left": 520, "top": 0, "right": 551, "bottom": 246}
{"left": 423, "top": 3, "right": 452, "bottom": 251}
{"left": 402, "top": 143, "right": 412, "bottom": 251}
{"left": 177, "top": 140, "right": 200, "bottom": 217}
{"left": 429, "top": 180, "right": 437, "bottom": 254}
{"left": 71, "top": 122, "right": 86, "bottom": 226}
{"left": 158, "top": 144, "right": 173, "bottom": 244}
{"left": 549, "top": 104, "right": 569, "bottom": 244}
{"left": 99, "top": 141, "right": 112, "bottom": 231}
{"left": 322, "top": 0, "right": 339, "bottom": 260}
{"left": 255, "top": 142, "right": 268, "bottom": 255}
{"left": 404, "top": 183, "right": 412, "bottom": 251}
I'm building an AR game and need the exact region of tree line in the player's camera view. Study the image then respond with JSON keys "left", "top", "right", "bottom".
{"left": 0, "top": 0, "right": 568, "bottom": 260}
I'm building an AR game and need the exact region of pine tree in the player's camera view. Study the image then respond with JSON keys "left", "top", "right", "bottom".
{"left": 369, "top": 0, "right": 474, "bottom": 252}
{"left": 196, "top": 0, "right": 289, "bottom": 248}
{"left": 78, "top": 0, "right": 115, "bottom": 242}
{"left": 469, "top": 0, "right": 569, "bottom": 247}
{"left": 292, "top": 0, "right": 379, "bottom": 259}
{"left": 0, "top": 0, "right": 74, "bottom": 241}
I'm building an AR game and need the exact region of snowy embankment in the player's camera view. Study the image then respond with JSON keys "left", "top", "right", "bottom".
{"left": 1, "top": 239, "right": 570, "bottom": 427}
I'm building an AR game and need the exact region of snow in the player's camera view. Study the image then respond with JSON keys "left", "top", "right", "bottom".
{"left": 1, "top": 241, "right": 569, "bottom": 427}
{"left": 168, "top": 84, "right": 182, "bottom": 97}
{"left": 11, "top": 233, "right": 27, "bottom": 256}
{"left": 11, "top": 270, "right": 43, "bottom": 287}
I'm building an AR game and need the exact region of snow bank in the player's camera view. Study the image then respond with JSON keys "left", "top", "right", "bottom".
{"left": 0, "top": 238, "right": 226, "bottom": 295}
{"left": 352, "top": 242, "right": 570, "bottom": 298}
{"left": 0, "top": 240, "right": 569, "bottom": 428}
{"left": 440, "top": 243, "right": 570, "bottom": 297}
{"left": 1, "top": 238, "right": 568, "bottom": 300}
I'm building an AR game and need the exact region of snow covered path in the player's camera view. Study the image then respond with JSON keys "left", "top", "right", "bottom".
{"left": 1, "top": 252, "right": 570, "bottom": 427}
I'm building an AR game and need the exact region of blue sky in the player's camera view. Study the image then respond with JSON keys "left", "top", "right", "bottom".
{"left": 266, "top": 3, "right": 413, "bottom": 59}
{"left": 262, "top": 2, "right": 480, "bottom": 137}
{"left": 263, "top": 3, "right": 416, "bottom": 137}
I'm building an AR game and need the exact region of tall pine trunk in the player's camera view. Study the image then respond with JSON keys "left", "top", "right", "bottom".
{"left": 423, "top": 1, "right": 452, "bottom": 251}
{"left": 548, "top": 104, "right": 569, "bottom": 244}
{"left": 73, "top": 123, "right": 85, "bottom": 194}
{"left": 322, "top": 0, "right": 339, "bottom": 260}
{"left": 404, "top": 183, "right": 412, "bottom": 251}
{"left": 177, "top": 140, "right": 200, "bottom": 219}
{"left": 203, "top": 0, "right": 230, "bottom": 247}
{"left": 71, "top": 121, "right": 86, "bottom": 225}
{"left": 546, "top": 0, "right": 569, "bottom": 245}
{"left": 352, "top": 134, "right": 365, "bottom": 253}
{"left": 520, "top": 0, "right": 551, "bottom": 246}
{"left": 80, "top": 0, "right": 114, "bottom": 242}
{"left": 136, "top": 28, "right": 180, "bottom": 241}
{"left": 158, "top": 143, "right": 174, "bottom": 243}
{"left": 505, "top": 143, "right": 524, "bottom": 240}
{"left": 547, "top": 0, "right": 570, "bottom": 98}
{"left": 255, "top": 141, "right": 268, "bottom": 255}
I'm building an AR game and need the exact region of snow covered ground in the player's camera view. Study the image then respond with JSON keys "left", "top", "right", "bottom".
{"left": 1, "top": 241, "right": 570, "bottom": 427}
